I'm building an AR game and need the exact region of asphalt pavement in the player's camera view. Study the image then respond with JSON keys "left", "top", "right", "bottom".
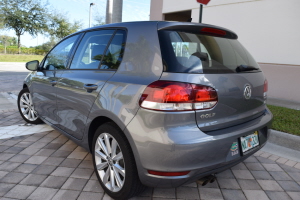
{"left": 0, "top": 62, "right": 29, "bottom": 95}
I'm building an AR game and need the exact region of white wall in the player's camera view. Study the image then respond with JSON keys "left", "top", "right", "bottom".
{"left": 151, "top": 0, "right": 300, "bottom": 65}
{"left": 161, "top": 0, "right": 254, "bottom": 14}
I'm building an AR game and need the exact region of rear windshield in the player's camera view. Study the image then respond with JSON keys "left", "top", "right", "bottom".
{"left": 158, "top": 30, "right": 261, "bottom": 74}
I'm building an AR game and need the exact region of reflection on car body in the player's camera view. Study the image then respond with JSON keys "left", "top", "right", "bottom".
{"left": 18, "top": 21, "right": 272, "bottom": 199}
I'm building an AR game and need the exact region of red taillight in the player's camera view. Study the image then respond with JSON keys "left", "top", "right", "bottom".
{"left": 148, "top": 170, "right": 190, "bottom": 176}
{"left": 201, "top": 27, "right": 227, "bottom": 36}
{"left": 145, "top": 81, "right": 193, "bottom": 103}
{"left": 139, "top": 81, "right": 218, "bottom": 111}
{"left": 193, "top": 85, "right": 218, "bottom": 102}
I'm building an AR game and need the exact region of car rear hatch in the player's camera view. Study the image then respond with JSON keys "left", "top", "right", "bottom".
{"left": 157, "top": 22, "right": 267, "bottom": 132}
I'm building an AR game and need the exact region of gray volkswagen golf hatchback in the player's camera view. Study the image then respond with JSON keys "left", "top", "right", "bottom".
{"left": 18, "top": 21, "right": 272, "bottom": 199}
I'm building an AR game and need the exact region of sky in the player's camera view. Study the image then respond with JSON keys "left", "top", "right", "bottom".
{"left": 2, "top": 0, "right": 151, "bottom": 47}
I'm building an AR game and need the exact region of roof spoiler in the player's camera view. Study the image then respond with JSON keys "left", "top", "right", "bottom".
{"left": 158, "top": 23, "right": 238, "bottom": 39}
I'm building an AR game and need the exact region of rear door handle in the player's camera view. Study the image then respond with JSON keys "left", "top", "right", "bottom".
{"left": 50, "top": 80, "right": 57, "bottom": 86}
{"left": 84, "top": 84, "right": 98, "bottom": 92}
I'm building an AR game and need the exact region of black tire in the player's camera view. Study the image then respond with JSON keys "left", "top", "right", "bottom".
{"left": 92, "top": 122, "right": 146, "bottom": 199}
{"left": 18, "top": 88, "right": 43, "bottom": 124}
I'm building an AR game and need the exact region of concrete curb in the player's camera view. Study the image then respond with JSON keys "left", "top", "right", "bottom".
{"left": 268, "top": 129, "right": 300, "bottom": 151}
{"left": 267, "top": 98, "right": 300, "bottom": 110}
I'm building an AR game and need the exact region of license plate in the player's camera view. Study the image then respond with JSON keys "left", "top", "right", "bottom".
{"left": 240, "top": 131, "right": 259, "bottom": 153}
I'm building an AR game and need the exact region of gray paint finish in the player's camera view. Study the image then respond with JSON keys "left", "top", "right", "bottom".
{"left": 30, "top": 70, "right": 64, "bottom": 124}
{"left": 160, "top": 72, "right": 266, "bottom": 131}
{"left": 126, "top": 107, "right": 272, "bottom": 187}
{"left": 85, "top": 21, "right": 163, "bottom": 146}
{"left": 22, "top": 21, "right": 272, "bottom": 189}
{"left": 56, "top": 70, "right": 116, "bottom": 140}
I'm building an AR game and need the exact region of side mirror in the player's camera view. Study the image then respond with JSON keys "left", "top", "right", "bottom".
{"left": 26, "top": 60, "right": 39, "bottom": 71}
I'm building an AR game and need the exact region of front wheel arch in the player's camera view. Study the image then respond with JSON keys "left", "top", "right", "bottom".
{"left": 17, "top": 87, "right": 43, "bottom": 124}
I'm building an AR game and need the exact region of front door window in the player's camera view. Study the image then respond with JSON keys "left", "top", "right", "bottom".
{"left": 43, "top": 35, "right": 79, "bottom": 70}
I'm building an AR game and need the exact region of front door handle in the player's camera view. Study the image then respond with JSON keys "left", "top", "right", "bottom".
{"left": 84, "top": 84, "right": 98, "bottom": 92}
{"left": 50, "top": 80, "right": 57, "bottom": 86}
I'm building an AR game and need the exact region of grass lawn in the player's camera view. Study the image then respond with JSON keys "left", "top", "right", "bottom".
{"left": 267, "top": 104, "right": 300, "bottom": 136}
{"left": 0, "top": 54, "right": 44, "bottom": 62}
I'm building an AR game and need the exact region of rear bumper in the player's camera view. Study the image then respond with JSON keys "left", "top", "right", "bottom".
{"left": 126, "top": 108, "right": 273, "bottom": 187}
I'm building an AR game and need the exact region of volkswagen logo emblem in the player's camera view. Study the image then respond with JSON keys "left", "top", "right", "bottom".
{"left": 244, "top": 85, "right": 252, "bottom": 100}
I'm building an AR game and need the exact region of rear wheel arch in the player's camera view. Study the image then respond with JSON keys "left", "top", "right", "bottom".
{"left": 23, "top": 84, "right": 28, "bottom": 89}
{"left": 87, "top": 115, "right": 144, "bottom": 179}
{"left": 88, "top": 116, "right": 112, "bottom": 152}
{"left": 88, "top": 116, "right": 132, "bottom": 153}
{"left": 91, "top": 122, "right": 146, "bottom": 198}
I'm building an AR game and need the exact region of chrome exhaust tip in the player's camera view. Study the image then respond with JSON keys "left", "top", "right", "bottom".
{"left": 197, "top": 175, "right": 216, "bottom": 186}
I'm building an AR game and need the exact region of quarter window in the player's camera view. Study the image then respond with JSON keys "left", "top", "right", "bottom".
{"left": 43, "top": 35, "right": 79, "bottom": 70}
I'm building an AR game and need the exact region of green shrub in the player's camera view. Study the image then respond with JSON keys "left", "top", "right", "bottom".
{"left": 0, "top": 45, "right": 47, "bottom": 55}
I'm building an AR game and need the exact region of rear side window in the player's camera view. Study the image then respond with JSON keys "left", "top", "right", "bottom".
{"left": 158, "top": 30, "right": 260, "bottom": 74}
{"left": 70, "top": 30, "right": 115, "bottom": 69}
{"left": 100, "top": 30, "right": 126, "bottom": 70}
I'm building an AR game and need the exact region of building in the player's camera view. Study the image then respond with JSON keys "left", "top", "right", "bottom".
{"left": 150, "top": 0, "right": 300, "bottom": 65}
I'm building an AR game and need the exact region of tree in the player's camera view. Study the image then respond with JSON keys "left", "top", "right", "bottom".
{"left": 47, "top": 12, "right": 82, "bottom": 40}
{"left": 11, "top": 37, "right": 17, "bottom": 46}
{"left": 34, "top": 37, "right": 57, "bottom": 52}
{"left": 0, "top": 21, "right": 4, "bottom": 30}
{"left": 0, "top": 35, "right": 16, "bottom": 54}
{"left": 93, "top": 13, "right": 106, "bottom": 27}
{"left": 0, "top": 12, "right": 4, "bottom": 29}
{"left": 0, "top": 0, "right": 48, "bottom": 54}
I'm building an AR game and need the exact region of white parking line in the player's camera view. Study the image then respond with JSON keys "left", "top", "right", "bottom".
{"left": 0, "top": 124, "right": 54, "bottom": 140}
{"left": 7, "top": 92, "right": 18, "bottom": 100}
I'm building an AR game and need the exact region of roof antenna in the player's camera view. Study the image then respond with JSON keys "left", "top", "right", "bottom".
{"left": 187, "top": 18, "right": 192, "bottom": 22}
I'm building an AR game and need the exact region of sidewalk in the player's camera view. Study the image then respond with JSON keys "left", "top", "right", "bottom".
{"left": 0, "top": 110, "right": 299, "bottom": 200}
{"left": 0, "top": 92, "right": 18, "bottom": 112}
{"left": 0, "top": 93, "right": 299, "bottom": 200}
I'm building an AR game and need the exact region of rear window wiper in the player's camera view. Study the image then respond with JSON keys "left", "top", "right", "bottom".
{"left": 236, "top": 65, "right": 259, "bottom": 73}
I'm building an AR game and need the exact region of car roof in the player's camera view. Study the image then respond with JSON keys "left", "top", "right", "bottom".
{"left": 69, "top": 21, "right": 238, "bottom": 39}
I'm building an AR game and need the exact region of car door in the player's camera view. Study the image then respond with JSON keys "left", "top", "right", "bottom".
{"left": 31, "top": 34, "right": 80, "bottom": 124}
{"left": 56, "top": 29, "right": 127, "bottom": 140}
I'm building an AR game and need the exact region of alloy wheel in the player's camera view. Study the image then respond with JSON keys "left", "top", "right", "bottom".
{"left": 19, "top": 92, "right": 38, "bottom": 121}
{"left": 94, "top": 132, "right": 125, "bottom": 192}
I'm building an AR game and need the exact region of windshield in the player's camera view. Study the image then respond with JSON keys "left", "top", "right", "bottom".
{"left": 158, "top": 30, "right": 261, "bottom": 74}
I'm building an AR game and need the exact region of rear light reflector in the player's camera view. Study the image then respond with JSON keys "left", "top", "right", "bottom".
{"left": 263, "top": 79, "right": 268, "bottom": 103}
{"left": 148, "top": 170, "right": 190, "bottom": 176}
{"left": 264, "top": 79, "right": 268, "bottom": 93}
{"left": 139, "top": 81, "right": 218, "bottom": 111}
